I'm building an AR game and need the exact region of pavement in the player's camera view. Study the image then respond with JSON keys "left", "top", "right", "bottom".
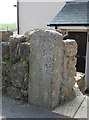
{"left": 0, "top": 87, "right": 89, "bottom": 119}
{"left": 1, "top": 96, "right": 67, "bottom": 119}
{"left": 53, "top": 95, "right": 88, "bottom": 118}
{"left": 53, "top": 87, "right": 89, "bottom": 119}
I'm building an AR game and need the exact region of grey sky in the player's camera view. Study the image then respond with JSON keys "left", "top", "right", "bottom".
{"left": 0, "top": 0, "right": 17, "bottom": 23}
{"left": 0, "top": 0, "right": 88, "bottom": 24}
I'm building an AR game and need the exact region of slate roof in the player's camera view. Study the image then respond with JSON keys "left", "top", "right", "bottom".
{"left": 48, "top": 1, "right": 89, "bottom": 26}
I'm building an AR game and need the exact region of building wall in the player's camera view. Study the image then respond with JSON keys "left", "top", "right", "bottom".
{"left": 85, "top": 36, "right": 89, "bottom": 89}
{"left": 18, "top": 2, "right": 65, "bottom": 34}
{"left": 87, "top": 42, "right": 89, "bottom": 89}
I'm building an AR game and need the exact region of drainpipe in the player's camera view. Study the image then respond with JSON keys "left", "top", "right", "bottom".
{"left": 17, "top": 0, "right": 19, "bottom": 34}
{"left": 55, "top": 26, "right": 57, "bottom": 29}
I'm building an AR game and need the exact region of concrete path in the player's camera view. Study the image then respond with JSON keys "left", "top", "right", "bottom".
{"left": 53, "top": 96, "right": 86, "bottom": 118}
{"left": 1, "top": 96, "right": 67, "bottom": 119}
{"left": 53, "top": 87, "right": 89, "bottom": 119}
{"left": 74, "top": 96, "right": 88, "bottom": 118}
{"left": 0, "top": 88, "right": 89, "bottom": 119}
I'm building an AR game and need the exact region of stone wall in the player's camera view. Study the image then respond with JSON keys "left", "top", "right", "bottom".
{"left": 1, "top": 31, "right": 30, "bottom": 102}
{"left": 1, "top": 29, "right": 77, "bottom": 108}
{"left": 61, "top": 40, "right": 77, "bottom": 102}
{"left": 75, "top": 72, "right": 85, "bottom": 93}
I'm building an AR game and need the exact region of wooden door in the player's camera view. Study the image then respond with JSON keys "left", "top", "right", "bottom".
{"left": 65, "top": 32, "right": 87, "bottom": 73}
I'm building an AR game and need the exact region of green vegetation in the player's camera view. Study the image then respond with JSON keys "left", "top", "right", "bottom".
{"left": 24, "top": 73, "right": 29, "bottom": 82}
{"left": 0, "top": 23, "right": 17, "bottom": 31}
{"left": 2, "top": 59, "right": 13, "bottom": 87}
{"left": 23, "top": 60, "right": 29, "bottom": 84}
{"left": 4, "top": 59, "right": 12, "bottom": 70}
{"left": 23, "top": 60, "right": 28, "bottom": 67}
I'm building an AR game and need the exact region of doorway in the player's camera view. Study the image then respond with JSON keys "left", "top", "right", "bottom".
{"left": 67, "top": 32, "right": 87, "bottom": 73}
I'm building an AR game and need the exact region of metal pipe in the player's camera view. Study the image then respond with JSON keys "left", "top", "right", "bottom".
{"left": 55, "top": 26, "right": 57, "bottom": 29}
{"left": 17, "top": 0, "right": 19, "bottom": 34}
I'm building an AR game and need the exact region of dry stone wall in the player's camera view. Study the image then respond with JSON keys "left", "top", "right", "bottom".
{"left": 75, "top": 72, "right": 85, "bottom": 93}
{"left": 1, "top": 31, "right": 30, "bottom": 101}
{"left": 61, "top": 40, "right": 77, "bottom": 102}
{"left": 1, "top": 29, "right": 78, "bottom": 108}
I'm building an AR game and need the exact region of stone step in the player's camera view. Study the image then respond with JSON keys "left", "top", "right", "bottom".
{"left": 74, "top": 96, "right": 87, "bottom": 118}
{"left": 53, "top": 96, "right": 86, "bottom": 118}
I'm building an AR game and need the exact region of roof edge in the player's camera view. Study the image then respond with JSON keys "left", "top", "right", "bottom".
{"left": 47, "top": 24, "right": 89, "bottom": 27}
{"left": 66, "top": 1, "right": 88, "bottom": 4}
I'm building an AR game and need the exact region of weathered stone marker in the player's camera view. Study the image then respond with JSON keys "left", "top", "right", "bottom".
{"left": 29, "top": 29, "right": 63, "bottom": 109}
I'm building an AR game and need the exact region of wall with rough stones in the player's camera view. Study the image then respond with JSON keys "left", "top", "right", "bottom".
{"left": 61, "top": 40, "right": 77, "bottom": 102}
{"left": 1, "top": 30, "right": 77, "bottom": 108}
{"left": 1, "top": 31, "right": 30, "bottom": 102}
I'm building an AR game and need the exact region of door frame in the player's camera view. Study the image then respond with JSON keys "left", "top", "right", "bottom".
{"left": 85, "top": 31, "right": 89, "bottom": 90}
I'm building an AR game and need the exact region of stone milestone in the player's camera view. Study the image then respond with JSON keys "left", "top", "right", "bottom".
{"left": 29, "top": 29, "right": 63, "bottom": 109}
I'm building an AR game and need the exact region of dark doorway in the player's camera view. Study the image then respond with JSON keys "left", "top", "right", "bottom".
{"left": 64, "top": 32, "right": 87, "bottom": 73}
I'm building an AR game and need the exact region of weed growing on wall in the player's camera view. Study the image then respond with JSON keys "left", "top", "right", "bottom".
{"left": 2, "top": 59, "right": 13, "bottom": 94}
{"left": 23, "top": 60, "right": 29, "bottom": 90}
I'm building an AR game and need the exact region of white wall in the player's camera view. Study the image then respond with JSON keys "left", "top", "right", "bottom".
{"left": 85, "top": 33, "right": 89, "bottom": 90}
{"left": 19, "top": 2, "right": 65, "bottom": 34}
{"left": 87, "top": 42, "right": 89, "bottom": 89}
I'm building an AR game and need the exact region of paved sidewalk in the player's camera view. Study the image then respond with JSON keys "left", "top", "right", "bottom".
{"left": 1, "top": 96, "right": 67, "bottom": 119}
{"left": 0, "top": 88, "right": 89, "bottom": 119}
{"left": 53, "top": 87, "right": 89, "bottom": 119}
{"left": 53, "top": 96, "right": 88, "bottom": 118}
